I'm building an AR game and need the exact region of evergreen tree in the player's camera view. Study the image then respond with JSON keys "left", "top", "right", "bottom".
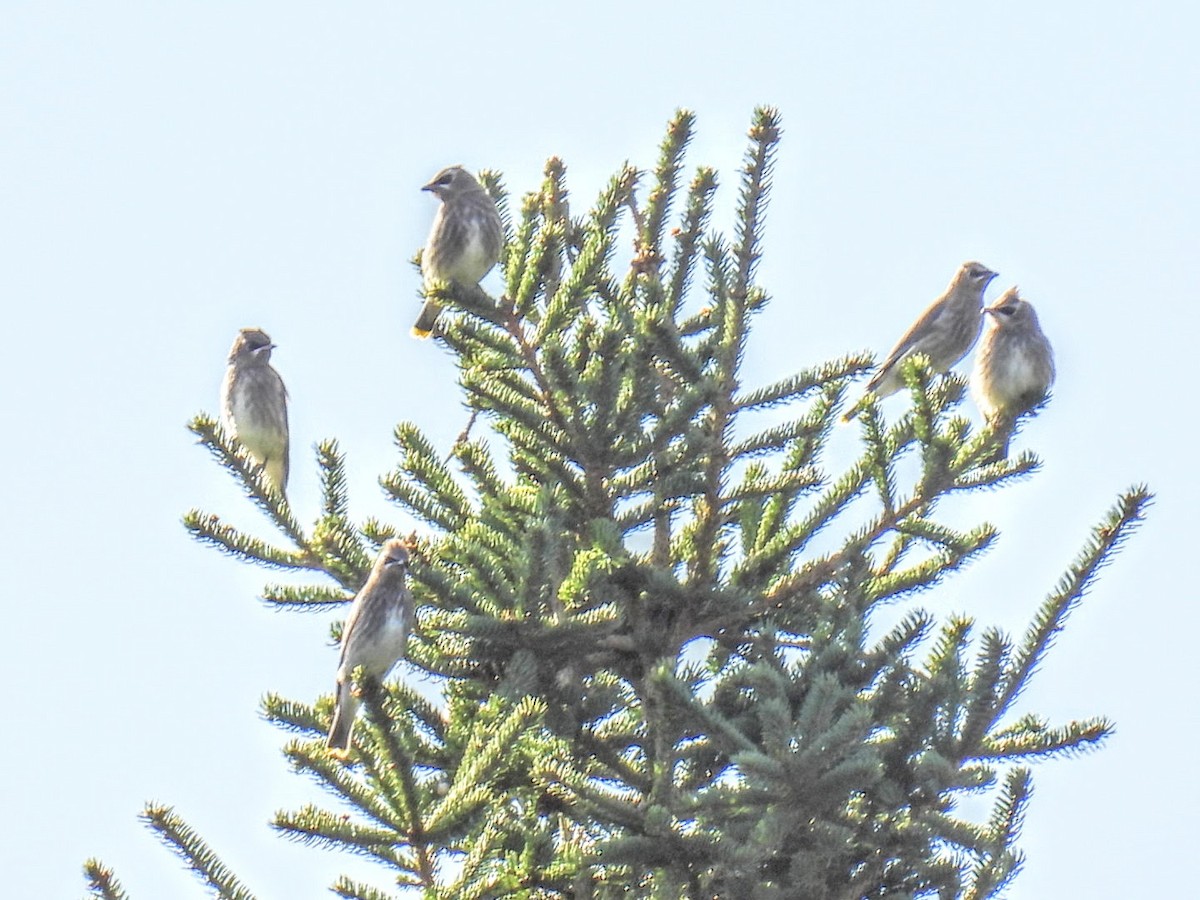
{"left": 85, "top": 108, "right": 1150, "bottom": 900}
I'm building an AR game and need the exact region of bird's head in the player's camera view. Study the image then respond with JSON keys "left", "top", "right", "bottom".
{"left": 379, "top": 539, "right": 412, "bottom": 572}
{"left": 957, "top": 260, "right": 999, "bottom": 293}
{"left": 229, "top": 328, "right": 275, "bottom": 364}
{"left": 422, "top": 165, "right": 480, "bottom": 200}
{"left": 984, "top": 287, "right": 1040, "bottom": 328}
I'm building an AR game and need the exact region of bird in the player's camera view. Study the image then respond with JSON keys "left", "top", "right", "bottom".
{"left": 219, "top": 328, "right": 289, "bottom": 494}
{"left": 970, "top": 287, "right": 1055, "bottom": 459}
{"left": 844, "top": 261, "right": 998, "bottom": 421}
{"left": 412, "top": 165, "right": 504, "bottom": 338}
{"left": 327, "top": 539, "right": 415, "bottom": 755}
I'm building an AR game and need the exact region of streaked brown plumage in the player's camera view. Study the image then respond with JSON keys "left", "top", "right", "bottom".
{"left": 413, "top": 165, "right": 504, "bottom": 338}
{"left": 220, "top": 328, "right": 289, "bottom": 493}
{"left": 971, "top": 287, "right": 1055, "bottom": 458}
{"left": 327, "top": 539, "right": 414, "bottom": 755}
{"left": 845, "top": 261, "right": 998, "bottom": 421}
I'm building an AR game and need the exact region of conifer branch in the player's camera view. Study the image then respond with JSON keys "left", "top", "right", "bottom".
{"left": 262, "top": 691, "right": 327, "bottom": 735}
{"left": 866, "top": 530, "right": 997, "bottom": 605}
{"left": 187, "top": 414, "right": 307, "bottom": 546}
{"left": 497, "top": 310, "right": 592, "bottom": 483}
{"left": 283, "top": 743, "right": 414, "bottom": 837}
{"left": 331, "top": 877, "right": 408, "bottom": 899}
{"left": 994, "top": 487, "right": 1152, "bottom": 723}
{"left": 734, "top": 355, "right": 874, "bottom": 412}
{"left": 358, "top": 688, "right": 437, "bottom": 886}
{"left": 141, "top": 804, "right": 258, "bottom": 900}
{"left": 310, "top": 514, "right": 373, "bottom": 590}
{"left": 422, "top": 697, "right": 544, "bottom": 838}
{"left": 951, "top": 453, "right": 1041, "bottom": 491}
{"left": 980, "top": 714, "right": 1112, "bottom": 759}
{"left": 182, "top": 510, "right": 314, "bottom": 569}
{"left": 958, "top": 627, "right": 1010, "bottom": 751}
{"left": 477, "top": 170, "right": 510, "bottom": 237}
{"left": 636, "top": 108, "right": 695, "bottom": 283}
{"left": 539, "top": 155, "right": 571, "bottom": 254}
{"left": 729, "top": 419, "right": 824, "bottom": 460}
{"left": 503, "top": 191, "right": 542, "bottom": 304}
{"left": 537, "top": 166, "right": 637, "bottom": 342}
{"left": 83, "top": 860, "right": 131, "bottom": 900}
{"left": 261, "top": 581, "right": 349, "bottom": 610}
{"left": 273, "top": 803, "right": 408, "bottom": 867}
{"left": 387, "top": 422, "right": 473, "bottom": 531}
{"left": 683, "top": 113, "right": 781, "bottom": 591}
{"left": 861, "top": 404, "right": 899, "bottom": 511}
{"left": 422, "top": 281, "right": 509, "bottom": 332}
{"left": 514, "top": 221, "right": 564, "bottom": 319}
{"left": 733, "top": 107, "right": 781, "bottom": 298}
{"left": 964, "top": 767, "right": 1031, "bottom": 899}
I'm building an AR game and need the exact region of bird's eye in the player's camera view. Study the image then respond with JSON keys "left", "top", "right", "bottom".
{"left": 998, "top": 305, "right": 1016, "bottom": 317}
{"left": 437, "top": 172, "right": 455, "bottom": 187}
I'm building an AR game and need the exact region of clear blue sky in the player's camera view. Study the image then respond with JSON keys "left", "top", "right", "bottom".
{"left": 3, "top": 2, "right": 1194, "bottom": 897}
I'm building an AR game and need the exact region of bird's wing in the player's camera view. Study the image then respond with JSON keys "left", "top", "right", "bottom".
{"left": 277, "top": 370, "right": 290, "bottom": 485}
{"left": 338, "top": 597, "right": 366, "bottom": 666}
{"left": 868, "top": 298, "right": 949, "bottom": 388}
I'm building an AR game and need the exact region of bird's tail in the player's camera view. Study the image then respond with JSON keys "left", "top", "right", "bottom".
{"left": 982, "top": 412, "right": 1015, "bottom": 464}
{"left": 326, "top": 681, "right": 357, "bottom": 755}
{"left": 412, "top": 299, "right": 441, "bottom": 339}
{"left": 265, "top": 458, "right": 288, "bottom": 496}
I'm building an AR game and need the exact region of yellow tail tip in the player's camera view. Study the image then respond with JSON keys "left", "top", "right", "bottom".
{"left": 411, "top": 326, "right": 432, "bottom": 339}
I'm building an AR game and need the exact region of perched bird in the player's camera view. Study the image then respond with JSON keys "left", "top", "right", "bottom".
{"left": 327, "top": 539, "right": 415, "bottom": 755}
{"left": 844, "top": 261, "right": 998, "bottom": 421}
{"left": 413, "top": 165, "right": 504, "bottom": 338}
{"left": 971, "top": 287, "right": 1055, "bottom": 458}
{"left": 220, "top": 328, "right": 289, "bottom": 494}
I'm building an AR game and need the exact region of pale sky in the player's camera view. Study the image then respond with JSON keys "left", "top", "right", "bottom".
{"left": 3, "top": 2, "right": 1196, "bottom": 898}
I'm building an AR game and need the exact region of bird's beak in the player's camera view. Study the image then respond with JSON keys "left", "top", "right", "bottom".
{"left": 421, "top": 181, "right": 437, "bottom": 193}
{"left": 983, "top": 307, "right": 1000, "bottom": 318}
